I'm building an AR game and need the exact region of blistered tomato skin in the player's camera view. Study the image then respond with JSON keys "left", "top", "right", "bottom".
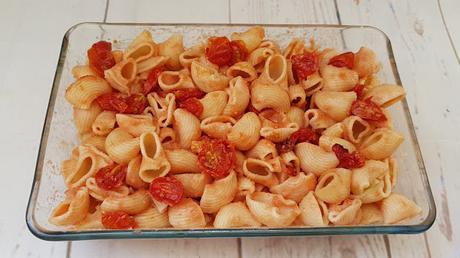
{"left": 96, "top": 93, "right": 147, "bottom": 114}
{"left": 95, "top": 164, "right": 127, "bottom": 191}
{"left": 205, "top": 37, "right": 249, "bottom": 67}
{"left": 178, "top": 97, "right": 203, "bottom": 117}
{"left": 196, "top": 138, "right": 236, "bottom": 179}
{"left": 101, "top": 211, "right": 136, "bottom": 229}
{"left": 350, "top": 97, "right": 387, "bottom": 122}
{"left": 143, "top": 66, "right": 165, "bottom": 95}
{"left": 291, "top": 52, "right": 320, "bottom": 81}
{"left": 328, "top": 52, "right": 355, "bottom": 69}
{"left": 87, "top": 41, "right": 116, "bottom": 77}
{"left": 353, "top": 84, "right": 365, "bottom": 99}
{"left": 332, "top": 144, "right": 365, "bottom": 169}
{"left": 174, "top": 88, "right": 206, "bottom": 102}
{"left": 276, "top": 128, "right": 320, "bottom": 154}
{"left": 149, "top": 176, "right": 184, "bottom": 206}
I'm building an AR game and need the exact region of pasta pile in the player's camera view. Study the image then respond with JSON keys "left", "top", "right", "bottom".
{"left": 50, "top": 26, "right": 421, "bottom": 230}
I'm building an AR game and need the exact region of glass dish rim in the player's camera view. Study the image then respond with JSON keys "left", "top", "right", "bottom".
{"left": 26, "top": 22, "right": 436, "bottom": 241}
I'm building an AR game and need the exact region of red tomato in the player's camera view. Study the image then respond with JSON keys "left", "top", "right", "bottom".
{"left": 350, "top": 97, "right": 387, "bottom": 122}
{"left": 101, "top": 211, "right": 136, "bottom": 229}
{"left": 143, "top": 66, "right": 165, "bottom": 95}
{"left": 95, "top": 164, "right": 127, "bottom": 191}
{"left": 291, "top": 52, "right": 319, "bottom": 81}
{"left": 353, "top": 84, "right": 365, "bottom": 99}
{"left": 178, "top": 97, "right": 203, "bottom": 117}
{"left": 328, "top": 52, "right": 355, "bottom": 69}
{"left": 96, "top": 93, "right": 147, "bottom": 114}
{"left": 332, "top": 144, "right": 365, "bottom": 169}
{"left": 149, "top": 176, "right": 184, "bottom": 206}
{"left": 87, "top": 41, "right": 116, "bottom": 77}
{"left": 206, "top": 36, "right": 234, "bottom": 67}
{"left": 174, "top": 88, "right": 206, "bottom": 102}
{"left": 196, "top": 138, "right": 236, "bottom": 179}
{"left": 285, "top": 164, "right": 297, "bottom": 176}
{"left": 230, "top": 40, "right": 249, "bottom": 63}
{"left": 276, "top": 128, "right": 319, "bottom": 154}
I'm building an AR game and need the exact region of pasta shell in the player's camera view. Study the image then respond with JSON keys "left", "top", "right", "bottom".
{"left": 165, "top": 149, "right": 200, "bottom": 174}
{"left": 137, "top": 56, "right": 169, "bottom": 74}
{"left": 139, "top": 131, "right": 171, "bottom": 182}
{"left": 322, "top": 122, "right": 344, "bottom": 138}
{"left": 380, "top": 193, "right": 421, "bottom": 224}
{"left": 101, "top": 189, "right": 152, "bottom": 215}
{"left": 179, "top": 43, "right": 205, "bottom": 68}
{"left": 124, "top": 30, "right": 158, "bottom": 62}
{"left": 248, "top": 47, "right": 275, "bottom": 72}
{"left": 86, "top": 176, "right": 130, "bottom": 201}
{"left": 227, "top": 112, "right": 261, "bottom": 151}
{"left": 173, "top": 108, "right": 201, "bottom": 149}
{"left": 134, "top": 207, "right": 171, "bottom": 228}
{"left": 299, "top": 191, "right": 329, "bottom": 226}
{"left": 80, "top": 133, "right": 107, "bottom": 152}
{"left": 246, "top": 192, "right": 300, "bottom": 227}
{"left": 304, "top": 109, "right": 336, "bottom": 130}
{"left": 226, "top": 61, "right": 257, "bottom": 82}
{"left": 289, "top": 84, "right": 307, "bottom": 108}
{"left": 168, "top": 198, "right": 206, "bottom": 228}
{"left": 353, "top": 47, "right": 381, "bottom": 78}
{"left": 104, "top": 58, "right": 137, "bottom": 94}
{"left": 65, "top": 75, "right": 112, "bottom": 109}
{"left": 302, "top": 72, "right": 323, "bottom": 96}
{"left": 258, "top": 54, "right": 288, "bottom": 90}
{"left": 147, "top": 92, "right": 176, "bottom": 128}
{"left": 73, "top": 101, "right": 102, "bottom": 134}
{"left": 231, "top": 26, "right": 265, "bottom": 52}
{"left": 105, "top": 128, "right": 140, "bottom": 164}
{"left": 341, "top": 116, "right": 371, "bottom": 144}
{"left": 199, "top": 91, "right": 228, "bottom": 119}
{"left": 242, "top": 158, "right": 279, "bottom": 187}
{"left": 175, "top": 173, "right": 212, "bottom": 198}
{"left": 191, "top": 61, "right": 229, "bottom": 92}
{"left": 116, "top": 113, "right": 158, "bottom": 137}
{"left": 251, "top": 81, "right": 290, "bottom": 112}
{"left": 328, "top": 198, "right": 362, "bottom": 225}
{"left": 320, "top": 65, "right": 359, "bottom": 92}
{"left": 314, "top": 91, "right": 357, "bottom": 121}
{"left": 295, "top": 142, "right": 339, "bottom": 176}
{"left": 200, "top": 171, "right": 238, "bottom": 213}
{"left": 234, "top": 176, "right": 256, "bottom": 201}
{"left": 259, "top": 39, "right": 281, "bottom": 53}
{"left": 49, "top": 187, "right": 90, "bottom": 226}
{"left": 260, "top": 122, "right": 299, "bottom": 143}
{"left": 126, "top": 155, "right": 148, "bottom": 189}
{"left": 246, "top": 139, "right": 278, "bottom": 161}
{"left": 359, "top": 203, "right": 384, "bottom": 225}
{"left": 270, "top": 172, "right": 316, "bottom": 203}
{"left": 223, "top": 76, "right": 250, "bottom": 118}
{"left": 319, "top": 135, "right": 356, "bottom": 153}
{"left": 359, "top": 128, "right": 404, "bottom": 160}
{"left": 71, "top": 65, "right": 97, "bottom": 79}
{"left": 315, "top": 168, "right": 351, "bottom": 204}
{"left": 76, "top": 207, "right": 102, "bottom": 230}
{"left": 91, "top": 111, "right": 116, "bottom": 136}
{"left": 158, "top": 69, "right": 194, "bottom": 91}
{"left": 351, "top": 160, "right": 388, "bottom": 195}
{"left": 214, "top": 202, "right": 261, "bottom": 228}
{"left": 363, "top": 84, "right": 406, "bottom": 108}
{"left": 283, "top": 38, "right": 305, "bottom": 59}
{"left": 158, "top": 34, "right": 185, "bottom": 70}
{"left": 318, "top": 48, "right": 340, "bottom": 67}
{"left": 200, "top": 115, "right": 236, "bottom": 139}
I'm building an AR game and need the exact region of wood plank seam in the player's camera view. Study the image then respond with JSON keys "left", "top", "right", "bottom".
{"left": 437, "top": 0, "right": 460, "bottom": 64}
{"left": 104, "top": 0, "right": 110, "bottom": 22}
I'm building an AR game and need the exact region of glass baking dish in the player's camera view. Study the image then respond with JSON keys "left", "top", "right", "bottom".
{"left": 26, "top": 23, "right": 436, "bottom": 241}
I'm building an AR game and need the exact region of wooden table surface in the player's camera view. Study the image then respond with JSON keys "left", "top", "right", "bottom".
{"left": 1, "top": 0, "right": 459, "bottom": 257}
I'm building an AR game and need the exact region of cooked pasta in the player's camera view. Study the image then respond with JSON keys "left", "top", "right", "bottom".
{"left": 53, "top": 26, "right": 418, "bottom": 231}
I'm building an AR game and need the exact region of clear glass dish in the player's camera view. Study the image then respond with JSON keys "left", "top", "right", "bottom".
{"left": 26, "top": 23, "right": 436, "bottom": 241}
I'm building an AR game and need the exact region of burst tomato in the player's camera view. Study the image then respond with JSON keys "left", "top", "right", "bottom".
{"left": 350, "top": 97, "right": 387, "bottom": 122}
{"left": 328, "top": 52, "right": 355, "bottom": 69}
{"left": 353, "top": 84, "right": 365, "bottom": 99}
{"left": 276, "top": 128, "right": 319, "bottom": 154}
{"left": 149, "top": 176, "right": 184, "bottom": 206}
{"left": 101, "top": 211, "right": 136, "bottom": 229}
{"left": 95, "top": 164, "right": 127, "bottom": 191}
{"left": 143, "top": 66, "right": 165, "bottom": 95}
{"left": 174, "top": 88, "right": 206, "bottom": 102}
{"left": 96, "top": 93, "right": 147, "bottom": 114}
{"left": 87, "top": 41, "right": 116, "bottom": 77}
{"left": 178, "top": 97, "right": 203, "bottom": 117}
{"left": 285, "top": 164, "right": 297, "bottom": 176}
{"left": 196, "top": 138, "right": 236, "bottom": 179}
{"left": 291, "top": 52, "right": 319, "bottom": 81}
{"left": 206, "top": 36, "right": 234, "bottom": 67}
{"left": 332, "top": 144, "right": 365, "bottom": 169}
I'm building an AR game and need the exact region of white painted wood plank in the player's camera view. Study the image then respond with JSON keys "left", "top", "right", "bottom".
{"left": 439, "top": 0, "right": 460, "bottom": 61}
{"left": 337, "top": 1, "right": 460, "bottom": 258}
{"left": 0, "top": 0, "right": 106, "bottom": 257}
{"left": 229, "top": 1, "right": 388, "bottom": 258}
{"left": 69, "top": 1, "right": 238, "bottom": 257}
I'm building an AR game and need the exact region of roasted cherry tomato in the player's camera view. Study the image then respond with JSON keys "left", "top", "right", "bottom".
{"left": 87, "top": 41, "right": 116, "bottom": 77}
{"left": 206, "top": 36, "right": 234, "bottom": 67}
{"left": 276, "top": 128, "right": 319, "bottom": 154}
{"left": 353, "top": 84, "right": 365, "bottom": 99}
{"left": 178, "top": 97, "right": 203, "bottom": 117}
{"left": 291, "top": 52, "right": 319, "bottom": 81}
{"left": 196, "top": 137, "right": 236, "bottom": 179}
{"left": 230, "top": 40, "right": 249, "bottom": 63}
{"left": 101, "top": 211, "right": 136, "bottom": 229}
{"left": 328, "top": 52, "right": 355, "bottom": 69}
{"left": 285, "top": 164, "right": 297, "bottom": 176}
{"left": 95, "top": 164, "right": 127, "bottom": 191}
{"left": 332, "top": 144, "right": 365, "bottom": 169}
{"left": 174, "top": 88, "right": 206, "bottom": 102}
{"left": 96, "top": 93, "right": 147, "bottom": 114}
{"left": 350, "top": 97, "right": 387, "bottom": 122}
{"left": 143, "top": 66, "right": 165, "bottom": 95}
{"left": 149, "top": 176, "right": 184, "bottom": 206}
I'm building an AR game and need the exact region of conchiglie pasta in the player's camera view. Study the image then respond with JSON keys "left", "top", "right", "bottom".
{"left": 134, "top": 207, "right": 171, "bottom": 228}
{"left": 320, "top": 65, "right": 359, "bottom": 92}
{"left": 341, "top": 116, "right": 371, "bottom": 144}
{"left": 243, "top": 158, "right": 279, "bottom": 187}
{"left": 270, "top": 172, "right": 316, "bottom": 203}
{"left": 289, "top": 84, "right": 307, "bottom": 108}
{"left": 86, "top": 176, "right": 130, "bottom": 201}
{"left": 139, "top": 131, "right": 171, "bottom": 182}
{"left": 354, "top": 47, "right": 381, "bottom": 78}
{"left": 227, "top": 112, "right": 261, "bottom": 151}
{"left": 283, "top": 38, "right": 305, "bottom": 59}
{"left": 223, "top": 76, "right": 250, "bottom": 118}
{"left": 295, "top": 142, "right": 339, "bottom": 176}
{"left": 251, "top": 81, "right": 290, "bottom": 112}
{"left": 286, "top": 106, "right": 305, "bottom": 128}
{"left": 126, "top": 156, "right": 148, "bottom": 189}
{"left": 175, "top": 173, "right": 211, "bottom": 198}
{"left": 165, "top": 149, "right": 200, "bottom": 174}
{"left": 158, "top": 34, "right": 184, "bottom": 70}
{"left": 319, "top": 135, "right": 356, "bottom": 153}
{"left": 191, "top": 61, "right": 229, "bottom": 92}
{"left": 214, "top": 202, "right": 261, "bottom": 228}
{"left": 359, "top": 203, "right": 384, "bottom": 225}
{"left": 73, "top": 101, "right": 102, "bottom": 134}
{"left": 71, "top": 65, "right": 97, "bottom": 79}
{"left": 313, "top": 91, "right": 357, "bottom": 121}
{"left": 258, "top": 54, "right": 288, "bottom": 90}
{"left": 302, "top": 72, "right": 323, "bottom": 96}
{"left": 246, "top": 192, "right": 300, "bottom": 227}
{"left": 147, "top": 92, "right": 176, "bottom": 128}
{"left": 91, "top": 111, "right": 116, "bottom": 136}
{"left": 168, "top": 198, "right": 206, "bottom": 228}
{"left": 104, "top": 58, "right": 137, "bottom": 94}
{"left": 158, "top": 69, "right": 194, "bottom": 91}
{"left": 246, "top": 139, "right": 278, "bottom": 161}
{"left": 65, "top": 75, "right": 112, "bottom": 109}
{"left": 116, "top": 113, "right": 157, "bottom": 137}
{"left": 328, "top": 198, "right": 362, "bottom": 225}
{"left": 359, "top": 128, "right": 404, "bottom": 160}
{"left": 315, "top": 168, "right": 351, "bottom": 204}
{"left": 200, "top": 115, "right": 236, "bottom": 139}
{"left": 248, "top": 47, "right": 274, "bottom": 72}
{"left": 226, "top": 62, "right": 257, "bottom": 82}
{"left": 124, "top": 30, "right": 157, "bottom": 62}
{"left": 305, "top": 109, "right": 336, "bottom": 130}
{"left": 200, "top": 171, "right": 238, "bottom": 213}
{"left": 199, "top": 91, "right": 228, "bottom": 119}
{"left": 380, "top": 193, "right": 421, "bottom": 224}
{"left": 49, "top": 187, "right": 90, "bottom": 226}
{"left": 105, "top": 128, "right": 140, "bottom": 164}
{"left": 231, "top": 26, "right": 265, "bottom": 52}
{"left": 101, "top": 189, "right": 151, "bottom": 215}
{"left": 80, "top": 133, "right": 107, "bottom": 152}
{"left": 322, "top": 122, "right": 344, "bottom": 138}
{"left": 363, "top": 84, "right": 406, "bottom": 108}
{"left": 299, "top": 191, "right": 329, "bottom": 227}
{"left": 173, "top": 108, "right": 201, "bottom": 149}
{"left": 179, "top": 43, "right": 205, "bottom": 68}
